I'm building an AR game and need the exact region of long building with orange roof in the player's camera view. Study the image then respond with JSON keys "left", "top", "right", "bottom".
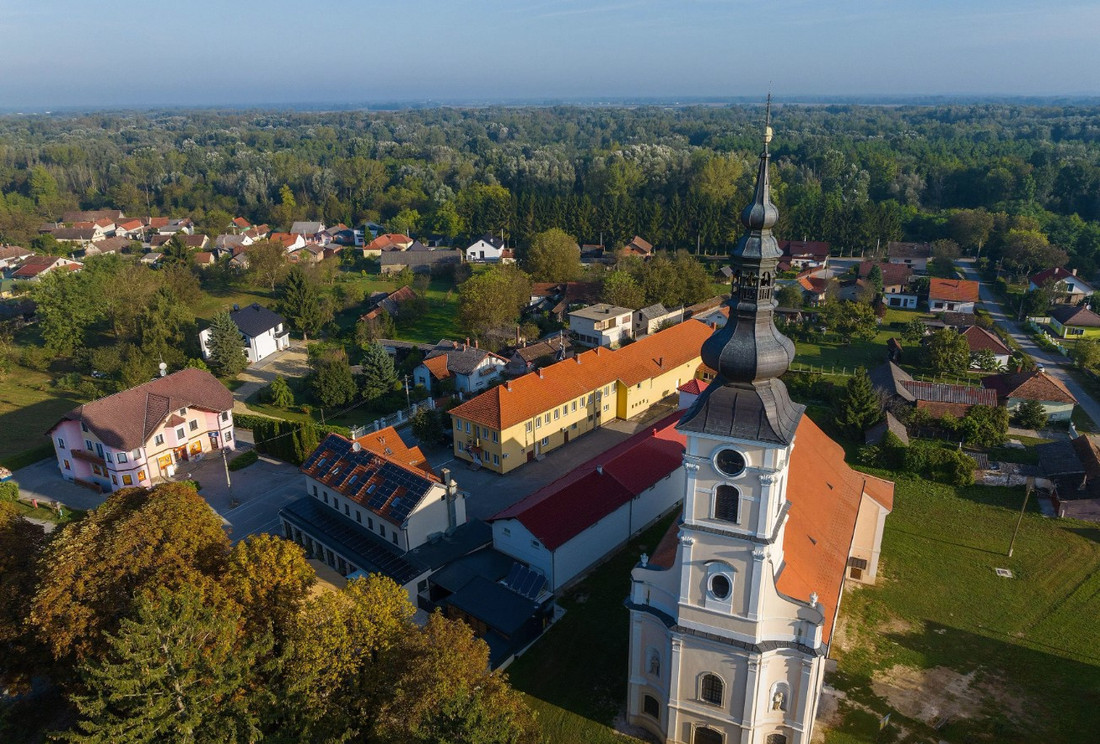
{"left": 448, "top": 318, "right": 714, "bottom": 473}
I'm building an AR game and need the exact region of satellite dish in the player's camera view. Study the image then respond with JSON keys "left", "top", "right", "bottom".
{"left": 158, "top": 362, "right": 168, "bottom": 377}
{"left": 351, "top": 441, "right": 362, "bottom": 452}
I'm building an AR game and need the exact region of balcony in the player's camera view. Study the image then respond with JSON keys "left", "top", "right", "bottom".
{"left": 72, "top": 449, "right": 105, "bottom": 466}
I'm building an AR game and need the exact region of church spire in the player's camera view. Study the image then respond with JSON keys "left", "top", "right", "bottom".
{"left": 681, "top": 99, "right": 803, "bottom": 444}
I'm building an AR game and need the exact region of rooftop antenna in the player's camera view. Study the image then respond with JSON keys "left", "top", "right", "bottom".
{"left": 158, "top": 360, "right": 167, "bottom": 377}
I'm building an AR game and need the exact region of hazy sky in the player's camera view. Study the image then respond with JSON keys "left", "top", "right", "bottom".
{"left": 2, "top": 0, "right": 1098, "bottom": 109}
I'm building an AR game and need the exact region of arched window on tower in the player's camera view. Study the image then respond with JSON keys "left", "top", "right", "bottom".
{"left": 700, "top": 673, "right": 723, "bottom": 705}
{"left": 765, "top": 734, "right": 788, "bottom": 744}
{"left": 715, "top": 485, "right": 740, "bottom": 523}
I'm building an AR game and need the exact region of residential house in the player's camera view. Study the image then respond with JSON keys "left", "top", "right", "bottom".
{"left": 0, "top": 245, "right": 33, "bottom": 271}
{"left": 928, "top": 277, "right": 979, "bottom": 314}
{"left": 1029, "top": 267, "right": 1095, "bottom": 304}
{"left": 355, "top": 425, "right": 433, "bottom": 473}
{"left": 621, "top": 235, "right": 654, "bottom": 258}
{"left": 10, "top": 255, "right": 82, "bottom": 280}
{"left": 1049, "top": 304, "right": 1100, "bottom": 339}
{"left": 214, "top": 234, "right": 253, "bottom": 255}
{"left": 50, "top": 226, "right": 104, "bottom": 245}
{"left": 797, "top": 272, "right": 830, "bottom": 306}
{"left": 413, "top": 341, "right": 508, "bottom": 395}
{"left": 676, "top": 378, "right": 708, "bottom": 409}
{"left": 360, "top": 285, "right": 418, "bottom": 326}
{"left": 569, "top": 303, "right": 635, "bottom": 347}
{"left": 490, "top": 408, "right": 686, "bottom": 591}
{"left": 199, "top": 303, "right": 290, "bottom": 365}
{"left": 114, "top": 218, "right": 146, "bottom": 239}
{"left": 779, "top": 239, "right": 830, "bottom": 269}
{"left": 448, "top": 319, "right": 713, "bottom": 473}
{"left": 79, "top": 236, "right": 132, "bottom": 258}
{"left": 182, "top": 234, "right": 210, "bottom": 251}
{"left": 151, "top": 218, "right": 193, "bottom": 236}
{"left": 287, "top": 244, "right": 324, "bottom": 264}
{"left": 859, "top": 260, "right": 916, "bottom": 309}
{"left": 634, "top": 303, "right": 684, "bottom": 337}
{"left": 62, "top": 209, "right": 125, "bottom": 224}
{"left": 580, "top": 244, "right": 611, "bottom": 265}
{"left": 870, "top": 361, "right": 997, "bottom": 418}
{"left": 364, "top": 233, "right": 413, "bottom": 257}
{"left": 886, "top": 241, "right": 933, "bottom": 272}
{"left": 47, "top": 368, "right": 235, "bottom": 492}
{"left": 380, "top": 247, "right": 462, "bottom": 274}
{"left": 230, "top": 217, "right": 252, "bottom": 233}
{"left": 684, "top": 296, "right": 728, "bottom": 324}
{"left": 983, "top": 370, "right": 1077, "bottom": 423}
{"left": 527, "top": 281, "right": 601, "bottom": 321}
{"left": 864, "top": 411, "right": 910, "bottom": 446}
{"left": 290, "top": 221, "right": 326, "bottom": 242}
{"left": 269, "top": 232, "right": 307, "bottom": 252}
{"left": 504, "top": 336, "right": 571, "bottom": 376}
{"left": 193, "top": 252, "right": 216, "bottom": 267}
{"left": 961, "top": 326, "right": 1011, "bottom": 368}
{"left": 465, "top": 234, "right": 507, "bottom": 262}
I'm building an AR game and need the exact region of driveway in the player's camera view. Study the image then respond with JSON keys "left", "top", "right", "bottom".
{"left": 232, "top": 344, "right": 310, "bottom": 413}
{"left": 957, "top": 259, "right": 1100, "bottom": 428}
{"left": 11, "top": 459, "right": 109, "bottom": 512}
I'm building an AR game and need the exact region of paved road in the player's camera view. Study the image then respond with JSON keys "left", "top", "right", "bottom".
{"left": 956, "top": 259, "right": 1100, "bottom": 427}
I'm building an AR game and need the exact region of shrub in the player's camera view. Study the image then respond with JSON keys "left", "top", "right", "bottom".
{"left": 0, "top": 481, "right": 19, "bottom": 502}
{"left": 1013, "top": 399, "right": 1049, "bottom": 429}
{"left": 228, "top": 450, "right": 259, "bottom": 471}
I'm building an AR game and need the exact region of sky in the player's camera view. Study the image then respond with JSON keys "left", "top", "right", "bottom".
{"left": 2, "top": 0, "right": 1099, "bottom": 109}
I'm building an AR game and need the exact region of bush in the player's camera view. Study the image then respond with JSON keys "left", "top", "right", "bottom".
{"left": 903, "top": 441, "right": 975, "bottom": 486}
{"left": 0, "top": 481, "right": 18, "bottom": 502}
{"left": 228, "top": 450, "right": 259, "bottom": 471}
{"left": 1013, "top": 399, "right": 1049, "bottom": 429}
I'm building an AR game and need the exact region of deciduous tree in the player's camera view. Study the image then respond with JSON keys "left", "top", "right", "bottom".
{"left": 524, "top": 227, "right": 580, "bottom": 282}
{"left": 458, "top": 265, "right": 531, "bottom": 340}
{"left": 247, "top": 239, "right": 289, "bottom": 291}
{"left": 309, "top": 346, "right": 357, "bottom": 409}
{"left": 925, "top": 327, "right": 970, "bottom": 377}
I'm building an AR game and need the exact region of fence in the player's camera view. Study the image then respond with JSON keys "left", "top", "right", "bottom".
{"left": 787, "top": 363, "right": 981, "bottom": 387}
{"left": 348, "top": 397, "right": 437, "bottom": 439}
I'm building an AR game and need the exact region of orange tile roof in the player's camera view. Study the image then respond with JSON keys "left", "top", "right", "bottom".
{"left": 928, "top": 278, "right": 979, "bottom": 303}
{"left": 780, "top": 416, "right": 893, "bottom": 643}
{"left": 422, "top": 354, "right": 451, "bottom": 380}
{"left": 355, "top": 425, "right": 432, "bottom": 474}
{"left": 449, "top": 320, "right": 713, "bottom": 430}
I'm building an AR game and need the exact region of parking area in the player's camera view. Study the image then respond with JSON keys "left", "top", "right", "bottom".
{"left": 10, "top": 459, "right": 108, "bottom": 512}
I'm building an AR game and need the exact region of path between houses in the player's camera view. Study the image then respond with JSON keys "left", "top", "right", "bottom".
{"left": 956, "top": 260, "right": 1100, "bottom": 428}
{"left": 231, "top": 343, "right": 310, "bottom": 415}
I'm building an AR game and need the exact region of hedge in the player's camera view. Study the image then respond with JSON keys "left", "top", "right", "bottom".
{"left": 228, "top": 450, "right": 259, "bottom": 471}
{"left": 232, "top": 412, "right": 349, "bottom": 438}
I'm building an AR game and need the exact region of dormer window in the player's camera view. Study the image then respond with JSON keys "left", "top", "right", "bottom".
{"left": 178, "top": 408, "right": 186, "bottom": 416}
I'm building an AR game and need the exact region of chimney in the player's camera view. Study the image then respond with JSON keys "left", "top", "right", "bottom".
{"left": 1072, "top": 268, "right": 1078, "bottom": 276}
{"left": 505, "top": 380, "right": 512, "bottom": 391}
{"left": 538, "top": 368, "right": 544, "bottom": 379}
{"left": 474, "top": 339, "right": 479, "bottom": 349}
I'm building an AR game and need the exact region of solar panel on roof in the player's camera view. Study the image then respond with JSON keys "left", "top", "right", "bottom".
{"left": 505, "top": 563, "right": 522, "bottom": 587}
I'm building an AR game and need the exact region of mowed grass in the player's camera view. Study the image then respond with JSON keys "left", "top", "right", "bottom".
{"left": 825, "top": 473, "right": 1100, "bottom": 743}
{"left": 0, "top": 371, "right": 80, "bottom": 464}
{"left": 506, "top": 515, "right": 676, "bottom": 744}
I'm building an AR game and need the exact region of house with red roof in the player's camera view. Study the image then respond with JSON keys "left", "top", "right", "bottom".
{"left": 780, "top": 239, "right": 830, "bottom": 269}
{"left": 10, "top": 255, "right": 82, "bottom": 280}
{"left": 1028, "top": 267, "right": 1095, "bottom": 305}
{"left": 928, "top": 277, "right": 980, "bottom": 313}
{"left": 621, "top": 235, "right": 654, "bottom": 258}
{"left": 961, "top": 325, "right": 1011, "bottom": 368}
{"left": 363, "top": 233, "right": 413, "bottom": 257}
{"left": 490, "top": 409, "right": 687, "bottom": 591}
{"left": 983, "top": 369, "right": 1078, "bottom": 423}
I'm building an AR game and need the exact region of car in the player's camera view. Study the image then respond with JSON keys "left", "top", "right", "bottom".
{"left": 91, "top": 370, "right": 108, "bottom": 379}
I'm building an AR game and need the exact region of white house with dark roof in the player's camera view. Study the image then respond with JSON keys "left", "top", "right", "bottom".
{"left": 466, "top": 233, "right": 506, "bottom": 262}
{"left": 1029, "top": 267, "right": 1095, "bottom": 305}
{"left": 199, "top": 303, "right": 289, "bottom": 365}
{"left": 47, "top": 368, "right": 235, "bottom": 492}
{"left": 413, "top": 341, "right": 507, "bottom": 394}
{"left": 569, "top": 303, "right": 635, "bottom": 347}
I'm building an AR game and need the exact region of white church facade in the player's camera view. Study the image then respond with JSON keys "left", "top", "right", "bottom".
{"left": 625, "top": 112, "right": 894, "bottom": 744}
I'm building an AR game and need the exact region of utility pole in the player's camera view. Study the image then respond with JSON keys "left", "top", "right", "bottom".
{"left": 1007, "top": 486, "right": 1032, "bottom": 557}
{"left": 222, "top": 447, "right": 232, "bottom": 491}
{"left": 404, "top": 374, "right": 411, "bottom": 409}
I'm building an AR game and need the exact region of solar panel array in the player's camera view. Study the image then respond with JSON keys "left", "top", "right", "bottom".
{"left": 503, "top": 563, "right": 546, "bottom": 600}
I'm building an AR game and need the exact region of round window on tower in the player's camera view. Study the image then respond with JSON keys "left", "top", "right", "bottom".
{"left": 714, "top": 448, "right": 746, "bottom": 477}
{"left": 709, "top": 574, "right": 731, "bottom": 600}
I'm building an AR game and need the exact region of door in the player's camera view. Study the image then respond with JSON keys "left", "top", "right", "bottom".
{"left": 527, "top": 450, "right": 535, "bottom": 463}
{"left": 564, "top": 430, "right": 569, "bottom": 444}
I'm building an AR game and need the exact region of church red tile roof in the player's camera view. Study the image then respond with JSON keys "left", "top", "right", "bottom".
{"left": 491, "top": 410, "right": 685, "bottom": 550}
{"left": 678, "top": 379, "right": 708, "bottom": 395}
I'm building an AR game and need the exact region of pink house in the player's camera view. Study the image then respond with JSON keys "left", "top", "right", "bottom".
{"left": 47, "top": 368, "right": 235, "bottom": 493}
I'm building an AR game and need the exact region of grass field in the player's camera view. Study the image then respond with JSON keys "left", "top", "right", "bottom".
{"left": 0, "top": 372, "right": 80, "bottom": 464}
{"left": 824, "top": 473, "right": 1100, "bottom": 743}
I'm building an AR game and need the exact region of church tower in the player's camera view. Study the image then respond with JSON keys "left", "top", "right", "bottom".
{"left": 626, "top": 104, "right": 834, "bottom": 744}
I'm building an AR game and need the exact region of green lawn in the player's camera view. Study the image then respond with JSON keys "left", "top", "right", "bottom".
{"left": 0, "top": 371, "right": 80, "bottom": 464}
{"left": 507, "top": 515, "right": 676, "bottom": 744}
{"left": 824, "top": 473, "right": 1100, "bottom": 743}
{"left": 11, "top": 499, "right": 85, "bottom": 525}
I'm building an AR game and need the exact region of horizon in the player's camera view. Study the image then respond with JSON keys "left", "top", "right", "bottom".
{"left": 4, "top": 1, "right": 1099, "bottom": 110}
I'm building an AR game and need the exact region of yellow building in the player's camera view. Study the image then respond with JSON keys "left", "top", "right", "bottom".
{"left": 449, "top": 319, "right": 715, "bottom": 473}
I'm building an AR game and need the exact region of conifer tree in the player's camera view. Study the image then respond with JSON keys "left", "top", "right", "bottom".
{"left": 268, "top": 375, "right": 295, "bottom": 408}
{"left": 206, "top": 310, "right": 248, "bottom": 377}
{"left": 836, "top": 367, "right": 883, "bottom": 439}
{"left": 277, "top": 266, "right": 331, "bottom": 341}
{"left": 360, "top": 343, "right": 399, "bottom": 401}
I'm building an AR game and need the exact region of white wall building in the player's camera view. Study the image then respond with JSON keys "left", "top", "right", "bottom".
{"left": 199, "top": 303, "right": 290, "bottom": 365}
{"left": 569, "top": 303, "right": 635, "bottom": 347}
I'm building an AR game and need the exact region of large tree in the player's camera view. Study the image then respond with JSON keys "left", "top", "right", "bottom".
{"left": 524, "top": 227, "right": 580, "bottom": 282}
{"left": 836, "top": 367, "right": 883, "bottom": 439}
{"left": 925, "top": 327, "right": 970, "bottom": 377}
{"left": 309, "top": 346, "right": 357, "bottom": 409}
{"left": 206, "top": 310, "right": 249, "bottom": 377}
{"left": 246, "top": 239, "right": 289, "bottom": 291}
{"left": 601, "top": 269, "right": 646, "bottom": 309}
{"left": 33, "top": 269, "right": 102, "bottom": 356}
{"left": 359, "top": 342, "right": 399, "bottom": 401}
{"left": 277, "top": 265, "right": 331, "bottom": 340}
{"left": 457, "top": 265, "right": 532, "bottom": 341}
{"left": 221, "top": 534, "right": 314, "bottom": 640}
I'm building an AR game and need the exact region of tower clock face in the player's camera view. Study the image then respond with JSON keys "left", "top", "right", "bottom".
{"left": 714, "top": 449, "right": 746, "bottom": 477}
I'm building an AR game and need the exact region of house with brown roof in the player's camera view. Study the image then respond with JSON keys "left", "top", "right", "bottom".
{"left": 797, "top": 272, "right": 830, "bottom": 306}
{"left": 47, "top": 368, "right": 235, "bottom": 492}
{"left": 983, "top": 370, "right": 1077, "bottom": 423}
{"left": 779, "top": 239, "right": 830, "bottom": 269}
{"left": 448, "top": 319, "right": 713, "bottom": 473}
{"left": 363, "top": 233, "right": 413, "bottom": 257}
{"left": 621, "top": 235, "right": 654, "bottom": 258}
{"left": 1028, "top": 267, "right": 1095, "bottom": 305}
{"left": 961, "top": 326, "right": 1011, "bottom": 368}
{"left": 359, "top": 285, "right": 418, "bottom": 325}
{"left": 527, "top": 281, "right": 601, "bottom": 320}
{"left": 505, "top": 335, "right": 571, "bottom": 376}
{"left": 886, "top": 241, "right": 933, "bottom": 272}
{"left": 927, "top": 277, "right": 979, "bottom": 314}
{"left": 50, "top": 226, "right": 104, "bottom": 245}
{"left": 859, "top": 260, "right": 916, "bottom": 309}
{"left": 0, "top": 245, "right": 33, "bottom": 271}
{"left": 10, "top": 255, "right": 82, "bottom": 280}
{"left": 412, "top": 341, "right": 507, "bottom": 395}
{"left": 1049, "top": 304, "right": 1100, "bottom": 339}
{"left": 870, "top": 361, "right": 997, "bottom": 418}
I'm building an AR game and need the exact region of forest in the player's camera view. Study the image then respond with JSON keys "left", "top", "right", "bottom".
{"left": 1, "top": 103, "right": 1099, "bottom": 273}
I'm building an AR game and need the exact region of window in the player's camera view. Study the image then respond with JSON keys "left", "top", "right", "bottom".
{"left": 392, "top": 533, "right": 398, "bottom": 545}
{"left": 118, "top": 452, "right": 128, "bottom": 463}
{"left": 368, "top": 517, "right": 374, "bottom": 530}
{"left": 715, "top": 449, "right": 745, "bottom": 477}
{"left": 122, "top": 474, "right": 133, "bottom": 486}
{"left": 715, "top": 486, "right": 740, "bottom": 523}
{"left": 541, "top": 437, "right": 549, "bottom": 446}
{"left": 137, "top": 470, "right": 146, "bottom": 481}
{"left": 104, "top": 452, "right": 113, "bottom": 463}
{"left": 464, "top": 421, "right": 470, "bottom": 433}
{"left": 379, "top": 525, "right": 385, "bottom": 538}
{"left": 189, "top": 419, "right": 198, "bottom": 432}
{"left": 536, "top": 416, "right": 542, "bottom": 427}
{"left": 344, "top": 503, "right": 350, "bottom": 516}
{"left": 111, "top": 474, "right": 118, "bottom": 485}
{"left": 56, "top": 437, "right": 65, "bottom": 449}
{"left": 178, "top": 408, "right": 186, "bottom": 416}
{"left": 554, "top": 409, "right": 559, "bottom": 421}
{"left": 694, "top": 728, "right": 723, "bottom": 744}
{"left": 225, "top": 430, "right": 233, "bottom": 442}
{"left": 81, "top": 422, "right": 88, "bottom": 432}
{"left": 492, "top": 431, "right": 498, "bottom": 442}
{"left": 531, "top": 539, "right": 540, "bottom": 548}
{"left": 176, "top": 428, "right": 185, "bottom": 440}
{"left": 643, "top": 695, "right": 660, "bottom": 719}
{"left": 221, "top": 411, "right": 229, "bottom": 422}
{"left": 155, "top": 434, "right": 165, "bottom": 446}
{"left": 526, "top": 422, "right": 532, "bottom": 431}
{"left": 700, "top": 674, "right": 723, "bottom": 705}
{"left": 64, "top": 460, "right": 71, "bottom": 470}
{"left": 710, "top": 574, "right": 731, "bottom": 600}
{"left": 323, "top": 492, "right": 328, "bottom": 504}
{"left": 502, "top": 527, "right": 511, "bottom": 537}
{"left": 765, "top": 736, "right": 787, "bottom": 744}
{"left": 312, "top": 484, "right": 318, "bottom": 496}
{"left": 493, "top": 454, "right": 499, "bottom": 465}
{"left": 562, "top": 405, "right": 568, "bottom": 416}
{"left": 85, "top": 439, "right": 93, "bottom": 451}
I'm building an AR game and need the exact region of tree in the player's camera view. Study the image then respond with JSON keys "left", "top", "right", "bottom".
{"left": 924, "top": 328, "right": 970, "bottom": 377}
{"left": 410, "top": 407, "right": 445, "bottom": 445}
{"left": 267, "top": 375, "right": 295, "bottom": 408}
{"left": 33, "top": 270, "right": 102, "bottom": 356}
{"left": 1001, "top": 229, "right": 1067, "bottom": 279}
{"left": 601, "top": 269, "right": 646, "bottom": 309}
{"left": 159, "top": 234, "right": 191, "bottom": 269}
{"left": 1014, "top": 399, "right": 1049, "bottom": 429}
{"left": 818, "top": 300, "right": 877, "bottom": 342}
{"left": 277, "top": 266, "right": 331, "bottom": 340}
{"left": 221, "top": 534, "right": 314, "bottom": 640}
{"left": 247, "top": 239, "right": 289, "bottom": 291}
{"left": 457, "top": 265, "right": 532, "bottom": 340}
{"left": 206, "top": 310, "right": 248, "bottom": 377}
{"left": 66, "top": 586, "right": 260, "bottom": 744}
{"left": 309, "top": 346, "right": 357, "bottom": 409}
{"left": 957, "top": 404, "right": 1009, "bottom": 446}
{"left": 836, "top": 367, "right": 883, "bottom": 439}
{"left": 901, "top": 318, "right": 927, "bottom": 344}
{"left": 0, "top": 502, "right": 48, "bottom": 685}
{"left": 29, "top": 483, "right": 231, "bottom": 664}
{"left": 136, "top": 286, "right": 197, "bottom": 368}
{"left": 1072, "top": 337, "right": 1100, "bottom": 373}
{"left": 776, "top": 283, "right": 803, "bottom": 309}
{"left": 524, "top": 227, "right": 580, "bottom": 282}
{"left": 970, "top": 348, "right": 1001, "bottom": 372}
{"left": 866, "top": 264, "right": 884, "bottom": 293}
{"left": 359, "top": 343, "right": 399, "bottom": 401}
{"left": 947, "top": 208, "right": 994, "bottom": 257}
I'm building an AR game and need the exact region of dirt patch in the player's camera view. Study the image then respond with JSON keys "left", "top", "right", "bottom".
{"left": 871, "top": 665, "right": 1031, "bottom": 730}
